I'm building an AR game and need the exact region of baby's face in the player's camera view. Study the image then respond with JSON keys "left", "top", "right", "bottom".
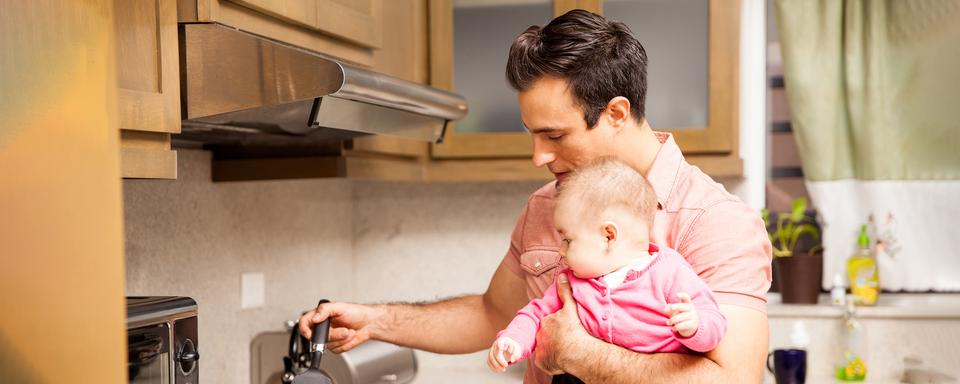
{"left": 554, "top": 202, "right": 618, "bottom": 279}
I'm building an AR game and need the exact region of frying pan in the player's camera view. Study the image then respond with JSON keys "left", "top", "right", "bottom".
{"left": 290, "top": 299, "right": 333, "bottom": 384}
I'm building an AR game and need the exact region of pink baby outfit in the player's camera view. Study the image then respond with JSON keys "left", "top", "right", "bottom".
{"left": 497, "top": 243, "right": 726, "bottom": 363}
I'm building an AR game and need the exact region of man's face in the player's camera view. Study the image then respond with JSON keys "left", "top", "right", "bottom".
{"left": 518, "top": 77, "right": 618, "bottom": 183}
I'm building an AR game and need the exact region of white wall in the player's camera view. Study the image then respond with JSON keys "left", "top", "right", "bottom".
{"left": 718, "top": 0, "right": 766, "bottom": 209}
{"left": 124, "top": 150, "right": 356, "bottom": 384}
{"left": 123, "top": 150, "right": 540, "bottom": 383}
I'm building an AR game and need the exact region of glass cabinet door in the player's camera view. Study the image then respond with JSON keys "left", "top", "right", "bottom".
{"left": 605, "top": 0, "right": 709, "bottom": 130}
{"left": 453, "top": 0, "right": 553, "bottom": 134}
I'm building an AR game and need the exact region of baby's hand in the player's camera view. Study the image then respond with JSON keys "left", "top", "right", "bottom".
{"left": 665, "top": 292, "right": 700, "bottom": 338}
{"left": 487, "top": 337, "right": 522, "bottom": 373}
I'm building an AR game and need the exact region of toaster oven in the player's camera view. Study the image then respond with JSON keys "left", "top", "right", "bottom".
{"left": 127, "top": 297, "right": 199, "bottom": 384}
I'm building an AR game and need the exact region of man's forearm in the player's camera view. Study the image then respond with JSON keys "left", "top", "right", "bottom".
{"left": 370, "top": 294, "right": 502, "bottom": 354}
{"left": 565, "top": 338, "right": 724, "bottom": 384}
{"left": 561, "top": 305, "right": 768, "bottom": 384}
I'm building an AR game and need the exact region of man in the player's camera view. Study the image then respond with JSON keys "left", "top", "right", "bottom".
{"left": 299, "top": 10, "right": 772, "bottom": 383}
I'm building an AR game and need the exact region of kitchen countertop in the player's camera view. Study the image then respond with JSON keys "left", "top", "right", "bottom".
{"left": 766, "top": 293, "right": 960, "bottom": 319}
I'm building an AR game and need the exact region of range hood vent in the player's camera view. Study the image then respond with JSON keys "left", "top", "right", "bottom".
{"left": 176, "top": 23, "right": 467, "bottom": 149}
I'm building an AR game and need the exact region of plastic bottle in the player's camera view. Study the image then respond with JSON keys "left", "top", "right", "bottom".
{"left": 830, "top": 273, "right": 846, "bottom": 307}
{"left": 790, "top": 320, "right": 810, "bottom": 350}
{"left": 835, "top": 297, "right": 867, "bottom": 381}
{"left": 847, "top": 225, "right": 879, "bottom": 305}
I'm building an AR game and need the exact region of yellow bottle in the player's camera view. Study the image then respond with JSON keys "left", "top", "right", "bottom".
{"left": 847, "top": 225, "right": 879, "bottom": 306}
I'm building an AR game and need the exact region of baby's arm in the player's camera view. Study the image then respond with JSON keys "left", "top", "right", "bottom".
{"left": 487, "top": 336, "right": 522, "bottom": 372}
{"left": 664, "top": 267, "right": 727, "bottom": 352}
{"left": 488, "top": 273, "right": 565, "bottom": 371}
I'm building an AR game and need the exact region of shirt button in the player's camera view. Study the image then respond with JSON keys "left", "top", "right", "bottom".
{"left": 534, "top": 261, "right": 542, "bottom": 269}
{"left": 602, "top": 312, "right": 609, "bottom": 320}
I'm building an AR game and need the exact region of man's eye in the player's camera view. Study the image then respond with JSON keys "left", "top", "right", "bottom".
{"left": 547, "top": 134, "right": 564, "bottom": 141}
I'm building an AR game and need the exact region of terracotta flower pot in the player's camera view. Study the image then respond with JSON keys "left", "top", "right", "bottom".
{"left": 774, "top": 251, "right": 823, "bottom": 304}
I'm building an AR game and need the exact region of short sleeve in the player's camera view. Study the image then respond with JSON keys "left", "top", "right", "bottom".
{"left": 676, "top": 200, "right": 773, "bottom": 312}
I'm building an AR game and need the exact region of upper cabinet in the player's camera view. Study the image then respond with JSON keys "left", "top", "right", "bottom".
{"left": 177, "top": 0, "right": 380, "bottom": 66}
{"left": 427, "top": 0, "right": 743, "bottom": 180}
{"left": 115, "top": 0, "right": 181, "bottom": 179}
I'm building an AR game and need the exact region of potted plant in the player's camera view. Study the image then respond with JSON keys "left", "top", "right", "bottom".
{"left": 762, "top": 197, "right": 823, "bottom": 304}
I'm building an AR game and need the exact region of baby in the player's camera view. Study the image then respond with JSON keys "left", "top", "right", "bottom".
{"left": 487, "top": 159, "right": 727, "bottom": 376}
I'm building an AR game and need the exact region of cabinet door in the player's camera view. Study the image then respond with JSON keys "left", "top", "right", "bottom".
{"left": 225, "top": 0, "right": 381, "bottom": 48}
{"left": 350, "top": 0, "right": 431, "bottom": 159}
{"left": 181, "top": 0, "right": 382, "bottom": 66}
{"left": 430, "top": 0, "right": 740, "bottom": 162}
{"left": 116, "top": 0, "right": 180, "bottom": 179}
{"left": 603, "top": 0, "right": 738, "bottom": 155}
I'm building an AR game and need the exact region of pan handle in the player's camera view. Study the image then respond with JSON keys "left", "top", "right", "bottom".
{"left": 310, "top": 299, "right": 332, "bottom": 368}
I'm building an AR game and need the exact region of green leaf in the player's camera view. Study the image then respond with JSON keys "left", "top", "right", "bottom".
{"left": 790, "top": 197, "right": 807, "bottom": 223}
{"left": 761, "top": 208, "right": 770, "bottom": 228}
{"left": 794, "top": 223, "right": 820, "bottom": 241}
{"left": 787, "top": 224, "right": 820, "bottom": 254}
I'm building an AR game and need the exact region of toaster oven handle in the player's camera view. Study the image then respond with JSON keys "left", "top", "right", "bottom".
{"left": 178, "top": 350, "right": 200, "bottom": 363}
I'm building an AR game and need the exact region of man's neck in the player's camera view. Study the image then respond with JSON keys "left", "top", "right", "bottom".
{"left": 615, "top": 120, "right": 662, "bottom": 177}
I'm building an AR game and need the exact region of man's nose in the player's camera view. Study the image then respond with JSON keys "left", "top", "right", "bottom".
{"left": 532, "top": 138, "right": 556, "bottom": 168}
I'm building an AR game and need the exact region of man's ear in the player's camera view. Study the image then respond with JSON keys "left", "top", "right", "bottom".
{"left": 605, "top": 97, "right": 632, "bottom": 131}
{"left": 602, "top": 221, "right": 619, "bottom": 251}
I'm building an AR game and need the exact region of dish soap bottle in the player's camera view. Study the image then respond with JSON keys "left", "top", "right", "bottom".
{"left": 847, "top": 225, "right": 879, "bottom": 306}
{"left": 835, "top": 297, "right": 867, "bottom": 381}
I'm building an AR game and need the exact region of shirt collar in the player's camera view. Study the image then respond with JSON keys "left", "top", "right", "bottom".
{"left": 645, "top": 132, "right": 683, "bottom": 209}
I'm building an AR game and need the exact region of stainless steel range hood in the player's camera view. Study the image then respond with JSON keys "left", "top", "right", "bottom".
{"left": 176, "top": 23, "right": 467, "bottom": 149}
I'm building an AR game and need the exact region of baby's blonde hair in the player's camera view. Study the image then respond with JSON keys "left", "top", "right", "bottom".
{"left": 555, "top": 158, "right": 657, "bottom": 226}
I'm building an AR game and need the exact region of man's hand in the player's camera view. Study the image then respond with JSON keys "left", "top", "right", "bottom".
{"left": 664, "top": 292, "right": 699, "bottom": 338}
{"left": 298, "top": 301, "right": 386, "bottom": 353}
{"left": 533, "top": 273, "right": 592, "bottom": 375}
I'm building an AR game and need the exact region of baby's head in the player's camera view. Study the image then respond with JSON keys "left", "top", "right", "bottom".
{"left": 554, "top": 158, "right": 657, "bottom": 279}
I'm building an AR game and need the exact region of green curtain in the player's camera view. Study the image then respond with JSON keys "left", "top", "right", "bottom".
{"left": 774, "top": 0, "right": 960, "bottom": 181}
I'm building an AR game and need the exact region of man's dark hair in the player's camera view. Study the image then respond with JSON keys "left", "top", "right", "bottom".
{"left": 506, "top": 9, "right": 648, "bottom": 129}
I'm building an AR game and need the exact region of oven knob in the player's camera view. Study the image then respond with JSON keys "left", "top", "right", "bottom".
{"left": 177, "top": 338, "right": 199, "bottom": 375}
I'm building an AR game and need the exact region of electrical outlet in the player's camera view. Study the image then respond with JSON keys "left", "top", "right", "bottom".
{"left": 241, "top": 272, "right": 265, "bottom": 309}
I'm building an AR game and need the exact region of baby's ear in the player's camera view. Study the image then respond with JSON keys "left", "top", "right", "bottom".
{"left": 602, "top": 221, "right": 619, "bottom": 244}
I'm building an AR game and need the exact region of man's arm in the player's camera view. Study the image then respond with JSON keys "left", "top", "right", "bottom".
{"left": 300, "top": 260, "right": 530, "bottom": 354}
{"left": 534, "top": 276, "right": 768, "bottom": 383}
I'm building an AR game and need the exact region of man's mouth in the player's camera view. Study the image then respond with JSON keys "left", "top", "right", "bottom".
{"left": 553, "top": 171, "right": 569, "bottom": 182}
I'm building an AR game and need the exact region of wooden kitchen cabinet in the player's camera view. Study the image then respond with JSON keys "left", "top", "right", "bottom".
{"left": 115, "top": 0, "right": 181, "bottom": 179}
{"left": 177, "top": 0, "right": 380, "bottom": 67}
{"left": 426, "top": 0, "right": 743, "bottom": 181}
{"left": 118, "top": 0, "right": 427, "bottom": 179}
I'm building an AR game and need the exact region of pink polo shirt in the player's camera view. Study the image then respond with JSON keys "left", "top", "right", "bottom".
{"left": 498, "top": 244, "right": 726, "bottom": 363}
{"left": 502, "top": 132, "right": 772, "bottom": 383}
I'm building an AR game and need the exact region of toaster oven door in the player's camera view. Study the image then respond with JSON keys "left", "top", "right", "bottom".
{"left": 128, "top": 324, "right": 170, "bottom": 384}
